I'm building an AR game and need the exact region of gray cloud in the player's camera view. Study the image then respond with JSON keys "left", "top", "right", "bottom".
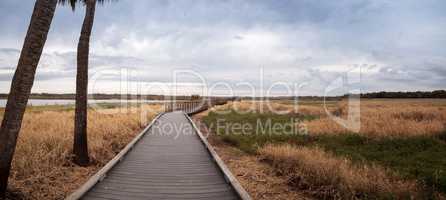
{"left": 0, "top": 0, "right": 445, "bottom": 94}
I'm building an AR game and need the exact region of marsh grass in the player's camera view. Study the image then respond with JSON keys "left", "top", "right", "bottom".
{"left": 203, "top": 100, "right": 446, "bottom": 197}
{"left": 203, "top": 110, "right": 313, "bottom": 153}
{"left": 306, "top": 99, "right": 446, "bottom": 138}
{"left": 259, "top": 144, "right": 422, "bottom": 199}
{"left": 316, "top": 134, "right": 446, "bottom": 195}
{"left": 216, "top": 99, "right": 446, "bottom": 138}
{"left": 1, "top": 104, "right": 163, "bottom": 199}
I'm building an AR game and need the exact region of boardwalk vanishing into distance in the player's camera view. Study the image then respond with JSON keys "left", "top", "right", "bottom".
{"left": 66, "top": 110, "right": 250, "bottom": 200}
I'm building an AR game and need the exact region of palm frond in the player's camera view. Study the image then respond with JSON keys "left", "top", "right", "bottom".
{"left": 58, "top": 0, "right": 114, "bottom": 11}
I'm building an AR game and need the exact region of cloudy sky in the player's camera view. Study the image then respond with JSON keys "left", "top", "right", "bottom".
{"left": 0, "top": 0, "right": 445, "bottom": 96}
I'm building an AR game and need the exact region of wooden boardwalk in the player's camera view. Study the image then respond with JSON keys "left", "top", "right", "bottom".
{"left": 67, "top": 111, "right": 250, "bottom": 200}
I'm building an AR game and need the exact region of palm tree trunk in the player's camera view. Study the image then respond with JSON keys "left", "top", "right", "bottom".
{"left": 0, "top": 0, "right": 57, "bottom": 197}
{"left": 73, "top": 0, "right": 96, "bottom": 166}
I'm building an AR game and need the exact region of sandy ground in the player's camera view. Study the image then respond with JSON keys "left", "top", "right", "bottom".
{"left": 193, "top": 115, "right": 312, "bottom": 200}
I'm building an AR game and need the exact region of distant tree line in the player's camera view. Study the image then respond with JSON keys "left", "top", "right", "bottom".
{"left": 358, "top": 90, "right": 446, "bottom": 98}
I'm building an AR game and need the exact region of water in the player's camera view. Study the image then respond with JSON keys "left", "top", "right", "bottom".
{"left": 0, "top": 99, "right": 167, "bottom": 107}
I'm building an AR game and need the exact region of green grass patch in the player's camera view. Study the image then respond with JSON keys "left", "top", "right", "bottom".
{"left": 316, "top": 134, "right": 446, "bottom": 194}
{"left": 203, "top": 110, "right": 446, "bottom": 194}
{"left": 203, "top": 110, "right": 312, "bottom": 153}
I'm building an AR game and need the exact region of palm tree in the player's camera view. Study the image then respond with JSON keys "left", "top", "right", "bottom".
{"left": 0, "top": 0, "right": 58, "bottom": 197}
{"left": 59, "top": 0, "right": 108, "bottom": 166}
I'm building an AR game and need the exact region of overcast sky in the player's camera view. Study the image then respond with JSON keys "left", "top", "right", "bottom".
{"left": 0, "top": 0, "right": 445, "bottom": 96}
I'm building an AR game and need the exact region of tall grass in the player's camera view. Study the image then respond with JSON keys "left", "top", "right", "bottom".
{"left": 317, "top": 134, "right": 446, "bottom": 195}
{"left": 306, "top": 99, "right": 446, "bottom": 138}
{"left": 259, "top": 144, "right": 422, "bottom": 199}
{"left": 1, "top": 104, "right": 162, "bottom": 199}
{"left": 203, "top": 110, "right": 310, "bottom": 153}
{"left": 203, "top": 99, "right": 446, "bottom": 197}
{"left": 216, "top": 99, "right": 446, "bottom": 138}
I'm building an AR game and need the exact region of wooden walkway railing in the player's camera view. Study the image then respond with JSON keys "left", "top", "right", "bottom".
{"left": 164, "top": 98, "right": 231, "bottom": 115}
{"left": 66, "top": 100, "right": 250, "bottom": 200}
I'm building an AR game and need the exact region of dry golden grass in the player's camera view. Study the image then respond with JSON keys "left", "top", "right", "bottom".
{"left": 2, "top": 104, "right": 163, "bottom": 199}
{"left": 259, "top": 144, "right": 422, "bottom": 199}
{"left": 220, "top": 99, "right": 446, "bottom": 138}
{"left": 203, "top": 99, "right": 446, "bottom": 199}
{"left": 210, "top": 100, "right": 298, "bottom": 115}
{"left": 305, "top": 99, "right": 446, "bottom": 138}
